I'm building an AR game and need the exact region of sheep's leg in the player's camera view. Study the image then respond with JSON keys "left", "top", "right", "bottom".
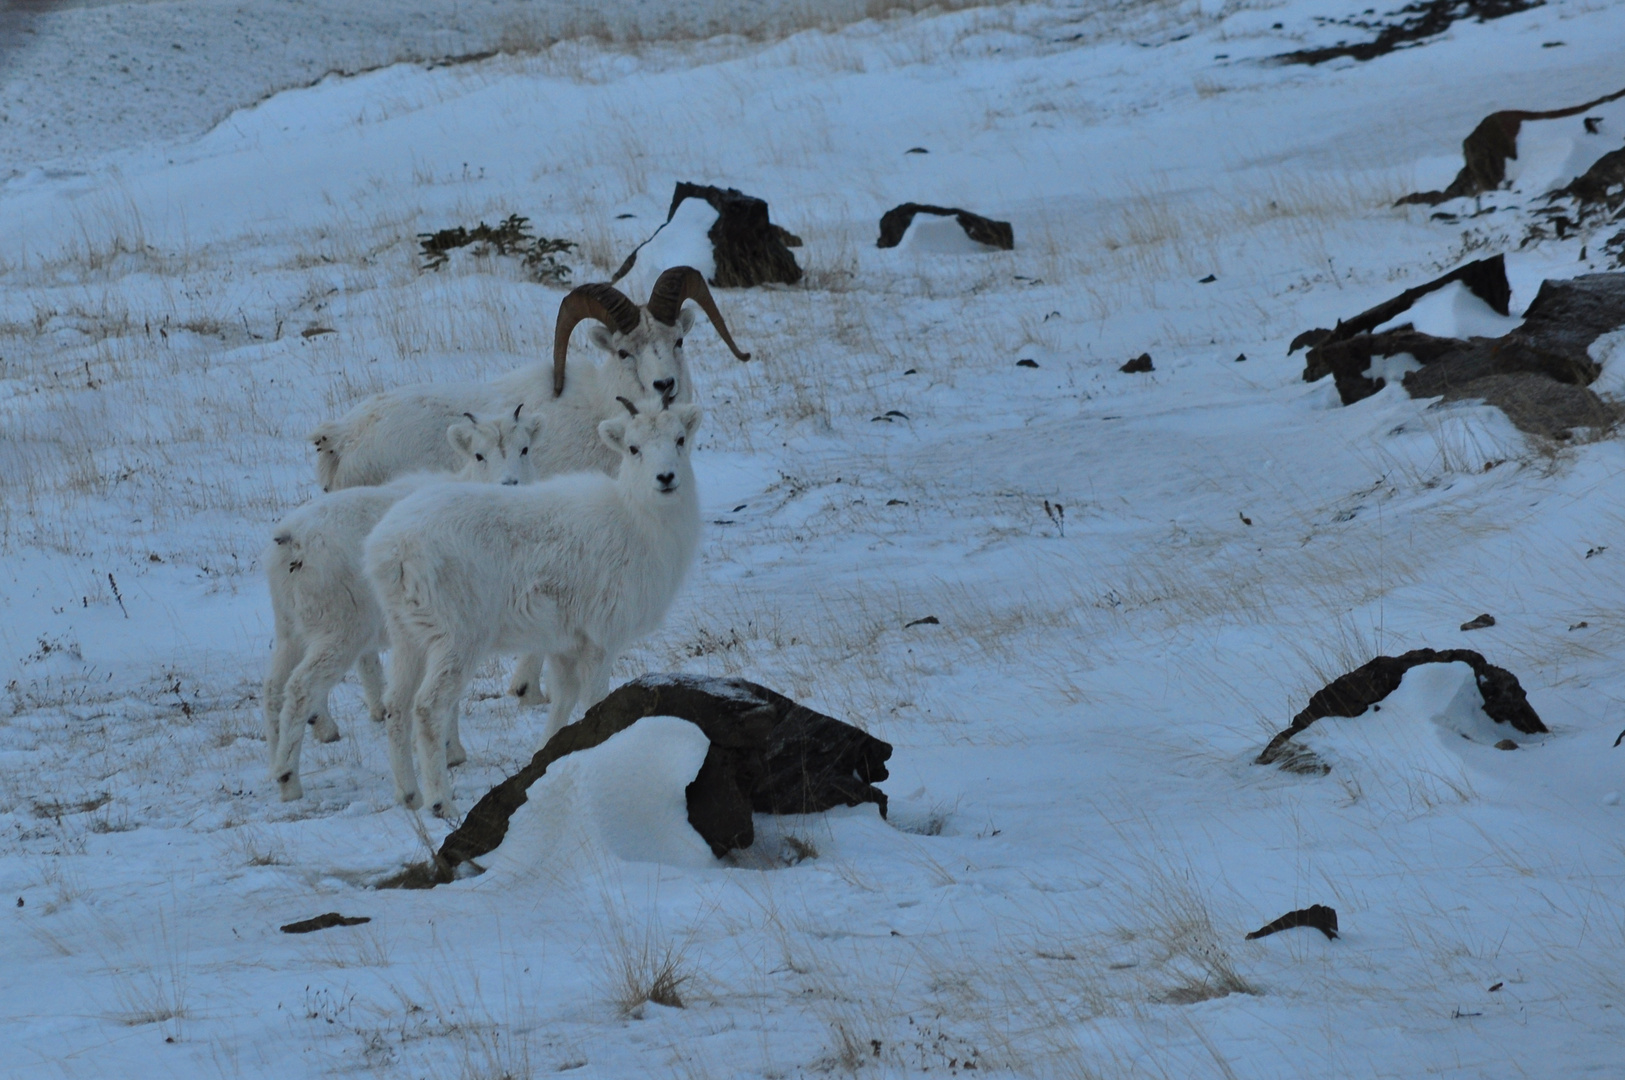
{"left": 263, "top": 635, "right": 303, "bottom": 768}
{"left": 445, "top": 701, "right": 467, "bottom": 768}
{"left": 272, "top": 636, "right": 359, "bottom": 801}
{"left": 414, "top": 642, "right": 473, "bottom": 819}
{"left": 542, "top": 654, "right": 583, "bottom": 740}
{"left": 577, "top": 642, "right": 612, "bottom": 714}
{"left": 382, "top": 638, "right": 428, "bottom": 810}
{"left": 357, "top": 651, "right": 386, "bottom": 722}
{"left": 508, "top": 651, "right": 550, "bottom": 706}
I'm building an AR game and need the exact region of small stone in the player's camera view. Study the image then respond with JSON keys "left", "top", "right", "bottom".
{"left": 1017, "top": 358, "right": 1039, "bottom": 368}
{"left": 1120, "top": 353, "right": 1154, "bottom": 373}
{"left": 1460, "top": 613, "right": 1496, "bottom": 631}
{"left": 1494, "top": 739, "right": 1519, "bottom": 750}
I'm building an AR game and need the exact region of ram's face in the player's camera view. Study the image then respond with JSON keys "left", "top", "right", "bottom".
{"left": 588, "top": 306, "right": 699, "bottom": 405}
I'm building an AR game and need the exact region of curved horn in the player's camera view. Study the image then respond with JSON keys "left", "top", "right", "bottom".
{"left": 553, "top": 283, "right": 642, "bottom": 397}
{"left": 644, "top": 266, "right": 751, "bottom": 362}
{"left": 615, "top": 396, "right": 639, "bottom": 416}
{"left": 513, "top": 402, "right": 523, "bottom": 421}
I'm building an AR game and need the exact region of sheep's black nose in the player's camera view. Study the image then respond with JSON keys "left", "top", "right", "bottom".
{"left": 657, "top": 472, "right": 675, "bottom": 487}
{"left": 652, "top": 378, "right": 674, "bottom": 395}
{"left": 501, "top": 477, "right": 520, "bottom": 486}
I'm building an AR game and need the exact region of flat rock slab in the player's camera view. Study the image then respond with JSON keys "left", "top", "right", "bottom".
{"left": 877, "top": 203, "right": 1014, "bottom": 250}
{"left": 1297, "top": 264, "right": 1625, "bottom": 435}
{"left": 1257, "top": 648, "right": 1546, "bottom": 771}
{"left": 280, "top": 913, "right": 371, "bottom": 934}
{"left": 424, "top": 674, "right": 891, "bottom": 883}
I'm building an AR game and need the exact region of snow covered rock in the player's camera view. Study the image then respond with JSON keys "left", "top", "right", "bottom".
{"left": 876, "top": 203, "right": 1014, "bottom": 252}
{"left": 613, "top": 183, "right": 802, "bottom": 293}
{"left": 1256, "top": 648, "right": 1547, "bottom": 774}
{"left": 1298, "top": 264, "right": 1625, "bottom": 435}
{"left": 428, "top": 674, "right": 891, "bottom": 881}
{"left": 1397, "top": 85, "right": 1625, "bottom": 206}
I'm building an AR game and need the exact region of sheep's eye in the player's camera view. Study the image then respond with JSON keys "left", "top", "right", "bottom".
{"left": 520, "top": 446, "right": 528, "bottom": 455}
{"left": 676, "top": 436, "right": 685, "bottom": 447}
{"left": 618, "top": 350, "right": 632, "bottom": 360}
{"left": 475, "top": 454, "right": 485, "bottom": 461}
{"left": 629, "top": 446, "right": 640, "bottom": 455}
{"left": 675, "top": 338, "right": 684, "bottom": 348}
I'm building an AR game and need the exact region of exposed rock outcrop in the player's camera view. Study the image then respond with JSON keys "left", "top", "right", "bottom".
{"left": 877, "top": 203, "right": 1014, "bottom": 250}
{"left": 423, "top": 674, "right": 891, "bottom": 882}
{"left": 1256, "top": 648, "right": 1546, "bottom": 773}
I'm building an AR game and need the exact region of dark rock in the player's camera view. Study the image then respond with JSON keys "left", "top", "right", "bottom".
{"left": 1289, "top": 327, "right": 1333, "bottom": 354}
{"left": 427, "top": 674, "right": 891, "bottom": 881}
{"left": 1120, "top": 353, "right": 1154, "bottom": 373}
{"left": 281, "top": 913, "right": 371, "bottom": 934}
{"left": 1280, "top": 0, "right": 1543, "bottom": 67}
{"left": 1300, "top": 255, "right": 1511, "bottom": 383}
{"left": 1017, "top": 358, "right": 1039, "bottom": 368}
{"left": 1257, "top": 648, "right": 1547, "bottom": 768}
{"left": 614, "top": 183, "right": 802, "bottom": 289}
{"left": 1495, "top": 739, "right": 1520, "bottom": 750}
{"left": 1245, "top": 904, "right": 1338, "bottom": 941}
{"left": 1460, "top": 613, "right": 1496, "bottom": 631}
{"left": 877, "top": 203, "right": 1014, "bottom": 250}
{"left": 1398, "top": 86, "right": 1625, "bottom": 205}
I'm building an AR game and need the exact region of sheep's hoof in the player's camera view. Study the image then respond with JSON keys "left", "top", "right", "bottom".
{"left": 400, "top": 790, "right": 422, "bottom": 810}
{"left": 309, "top": 713, "right": 341, "bottom": 743}
{"left": 446, "top": 744, "right": 468, "bottom": 768}
{"left": 510, "top": 680, "right": 550, "bottom": 707}
{"left": 278, "top": 773, "right": 303, "bottom": 801}
{"left": 430, "top": 798, "right": 459, "bottom": 820}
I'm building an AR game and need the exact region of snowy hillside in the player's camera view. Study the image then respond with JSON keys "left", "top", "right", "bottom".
{"left": 2, "top": 0, "right": 1623, "bottom": 1076}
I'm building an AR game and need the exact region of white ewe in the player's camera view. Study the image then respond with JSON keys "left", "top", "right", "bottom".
{"left": 309, "top": 266, "right": 747, "bottom": 491}
{"left": 365, "top": 395, "right": 703, "bottom": 816}
{"left": 263, "top": 409, "right": 544, "bottom": 801}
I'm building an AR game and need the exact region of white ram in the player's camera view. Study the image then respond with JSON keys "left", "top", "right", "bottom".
{"left": 364, "top": 395, "right": 703, "bottom": 816}
{"left": 263, "top": 409, "right": 544, "bottom": 801}
{"left": 309, "top": 266, "right": 747, "bottom": 491}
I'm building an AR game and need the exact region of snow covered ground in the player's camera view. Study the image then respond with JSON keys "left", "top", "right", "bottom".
{"left": 3, "top": 0, "right": 1624, "bottom": 1076}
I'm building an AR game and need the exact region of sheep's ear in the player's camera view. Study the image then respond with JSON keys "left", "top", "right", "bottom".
{"left": 446, "top": 420, "right": 476, "bottom": 456}
{"left": 525, "top": 414, "right": 546, "bottom": 439}
{"left": 677, "top": 306, "right": 698, "bottom": 335}
{"left": 673, "top": 403, "right": 703, "bottom": 438}
{"left": 587, "top": 325, "right": 617, "bottom": 355}
{"left": 598, "top": 417, "right": 629, "bottom": 453}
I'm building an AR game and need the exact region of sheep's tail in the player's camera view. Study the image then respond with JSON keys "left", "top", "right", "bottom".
{"left": 263, "top": 529, "right": 303, "bottom": 640}
{"left": 309, "top": 420, "right": 345, "bottom": 492}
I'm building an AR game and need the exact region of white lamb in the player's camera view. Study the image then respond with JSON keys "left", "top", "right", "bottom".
{"left": 364, "top": 395, "right": 704, "bottom": 816}
{"left": 309, "top": 266, "right": 747, "bottom": 492}
{"left": 263, "top": 409, "right": 544, "bottom": 802}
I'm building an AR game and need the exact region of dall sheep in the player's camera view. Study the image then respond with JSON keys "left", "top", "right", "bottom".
{"left": 263, "top": 409, "right": 544, "bottom": 802}
{"left": 364, "top": 395, "right": 703, "bottom": 816}
{"left": 309, "top": 265, "right": 747, "bottom": 492}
